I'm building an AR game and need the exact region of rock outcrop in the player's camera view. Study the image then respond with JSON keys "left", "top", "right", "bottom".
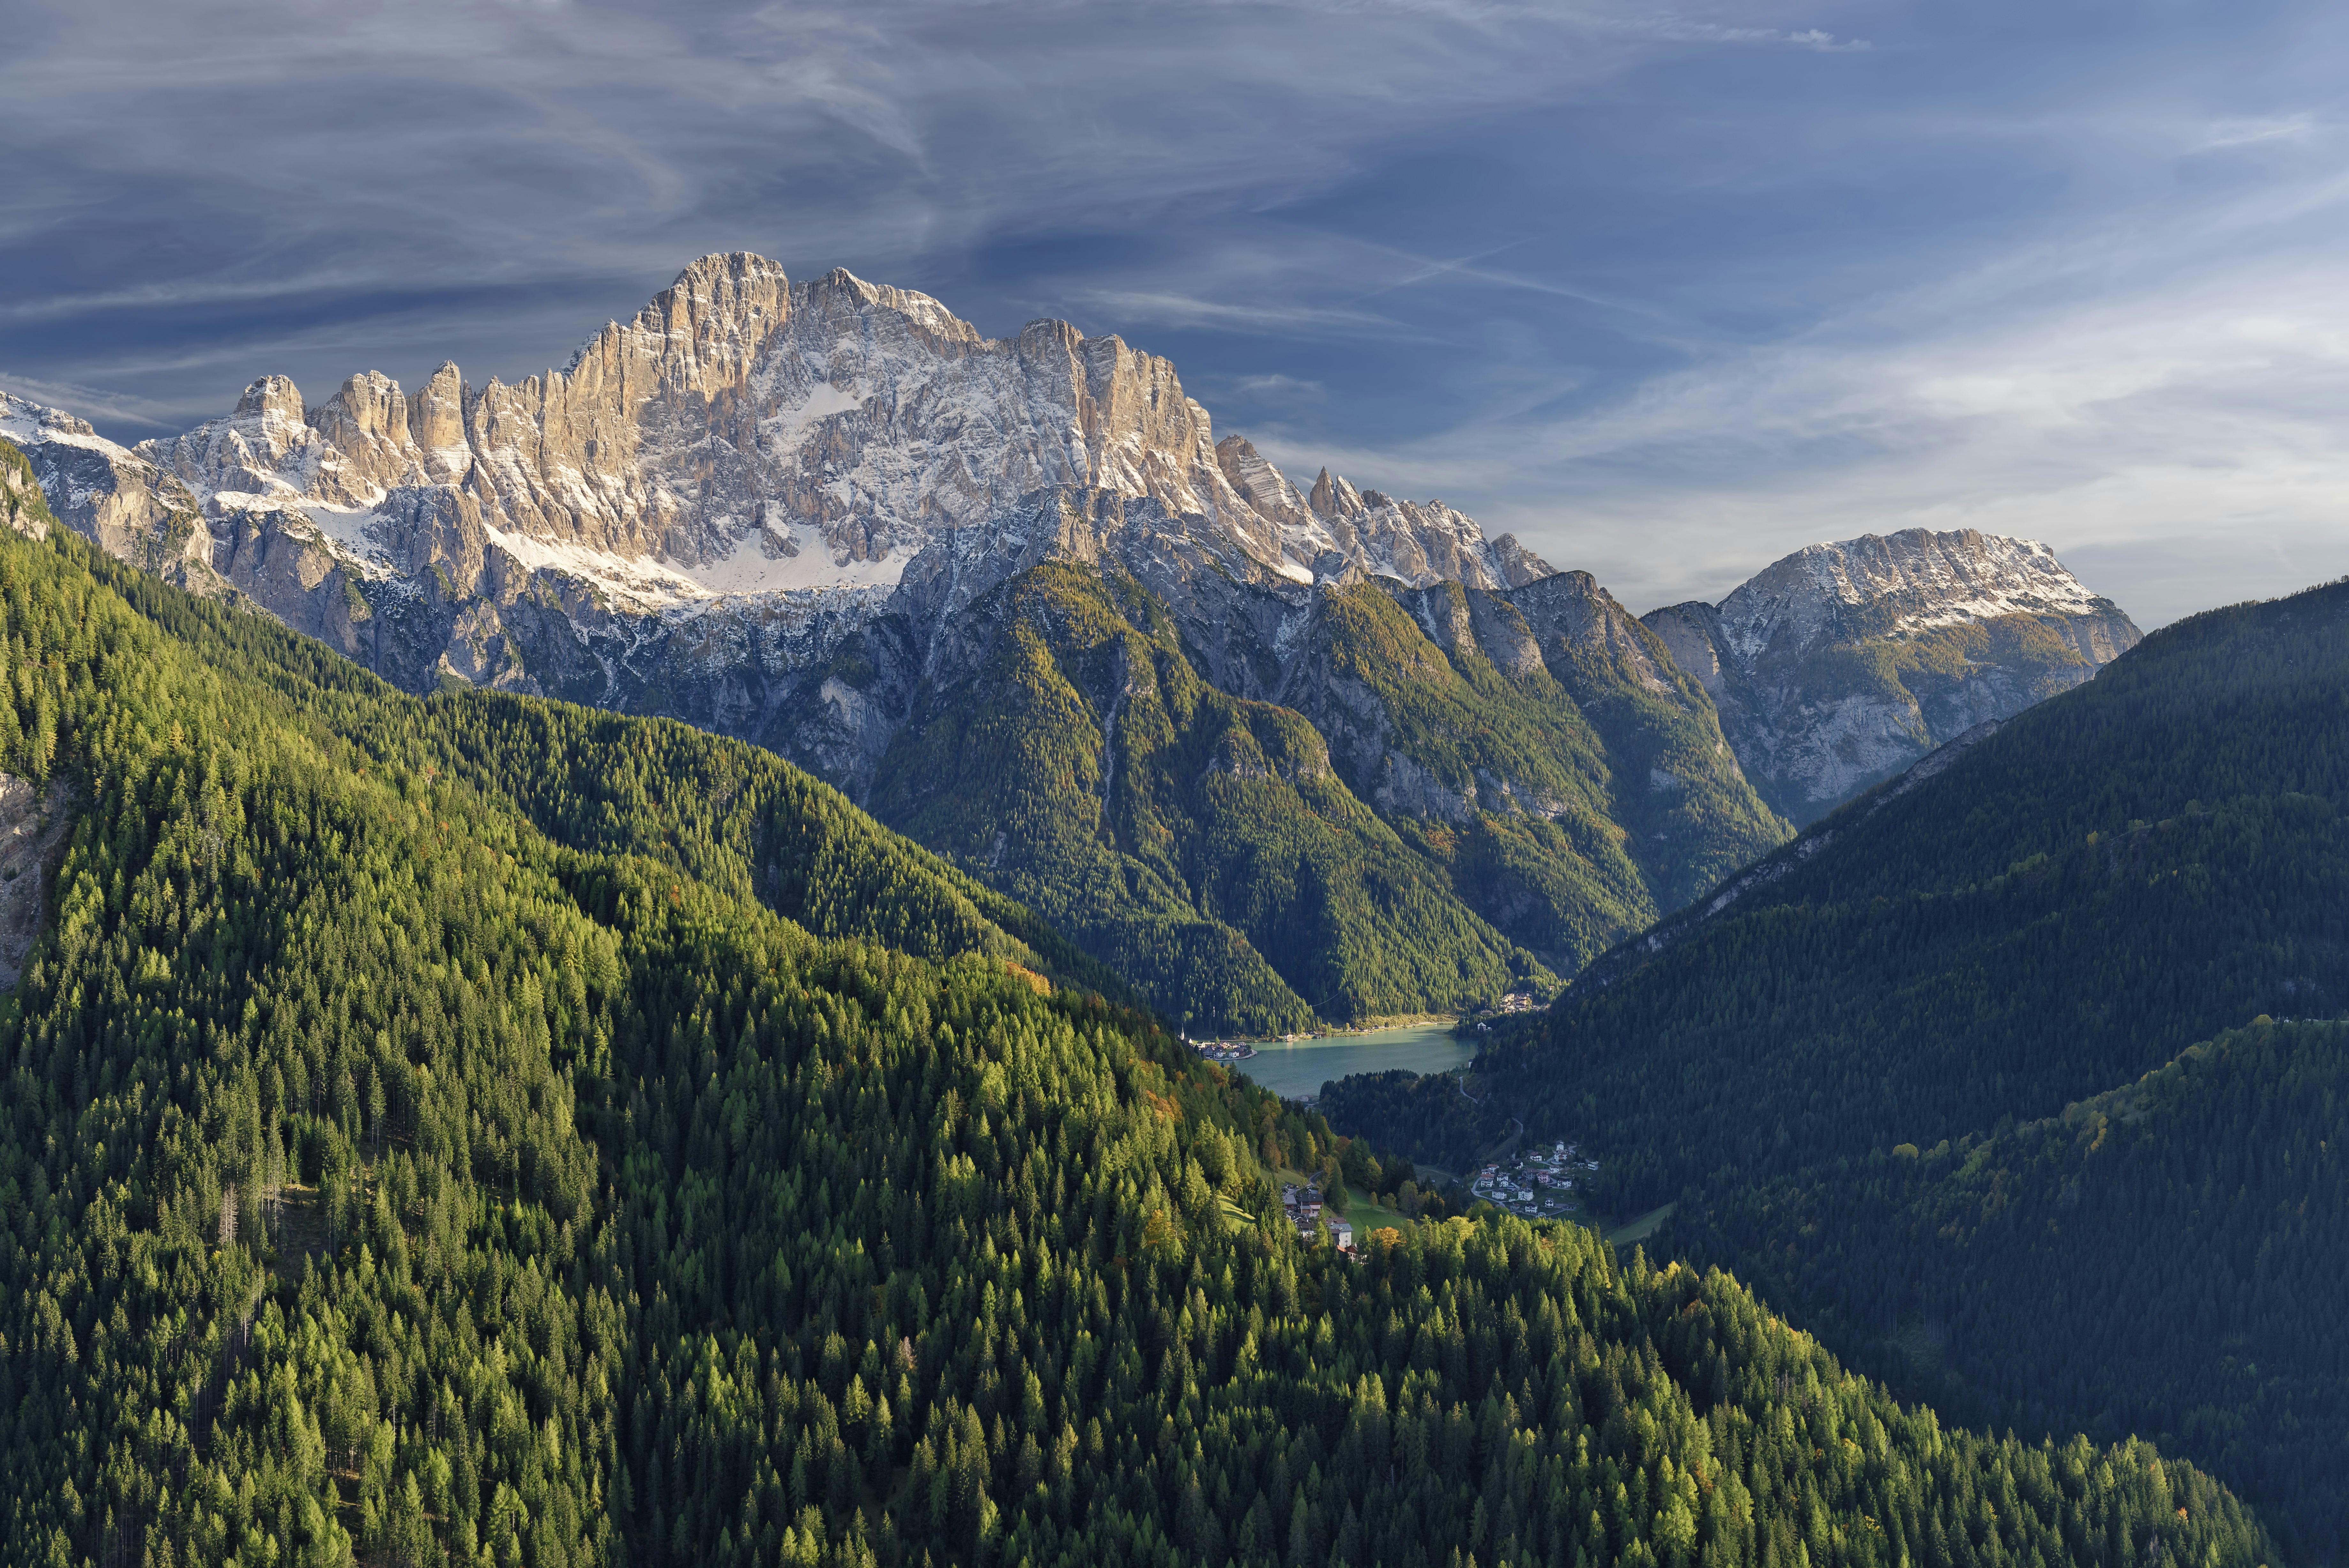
{"left": 1644, "top": 529, "right": 2141, "bottom": 823}
{"left": 0, "top": 773, "right": 74, "bottom": 991}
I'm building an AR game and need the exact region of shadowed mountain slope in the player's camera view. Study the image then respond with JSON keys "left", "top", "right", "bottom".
{"left": 1676, "top": 1017, "right": 2349, "bottom": 1560}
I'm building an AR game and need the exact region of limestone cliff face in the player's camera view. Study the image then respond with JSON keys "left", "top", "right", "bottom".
{"left": 8, "top": 252, "right": 1564, "bottom": 779}
{"left": 1644, "top": 528, "right": 2142, "bottom": 824}
{"left": 125, "top": 254, "right": 1548, "bottom": 598}
{"left": 1, "top": 442, "right": 52, "bottom": 541}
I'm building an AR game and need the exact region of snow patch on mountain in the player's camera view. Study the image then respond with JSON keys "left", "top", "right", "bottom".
{"left": 1646, "top": 527, "right": 2141, "bottom": 823}
{"left": 671, "top": 523, "right": 918, "bottom": 597}
{"left": 0, "top": 395, "right": 120, "bottom": 457}
{"left": 1714, "top": 530, "right": 2108, "bottom": 662}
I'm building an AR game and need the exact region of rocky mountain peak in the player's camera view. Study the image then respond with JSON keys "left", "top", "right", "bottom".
{"left": 408, "top": 362, "right": 470, "bottom": 475}
{"left": 620, "top": 250, "right": 794, "bottom": 392}
{"left": 0, "top": 393, "right": 98, "bottom": 445}
{"left": 11, "top": 252, "right": 1577, "bottom": 767}
{"left": 1643, "top": 525, "right": 2140, "bottom": 822}
{"left": 234, "top": 375, "right": 307, "bottom": 424}
{"left": 1309, "top": 467, "right": 1365, "bottom": 521}
{"left": 1214, "top": 436, "right": 1313, "bottom": 533}
{"left": 1711, "top": 526, "right": 2112, "bottom": 664}
{"left": 54, "top": 253, "right": 1555, "bottom": 616}
{"left": 1488, "top": 535, "right": 1555, "bottom": 590}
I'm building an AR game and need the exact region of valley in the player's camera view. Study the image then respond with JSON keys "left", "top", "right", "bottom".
{"left": 1320, "top": 575, "right": 2349, "bottom": 1557}
{"left": 4, "top": 3, "right": 2332, "bottom": 1564}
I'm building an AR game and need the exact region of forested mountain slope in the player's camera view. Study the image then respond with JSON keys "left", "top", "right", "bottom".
{"left": 868, "top": 562, "right": 1545, "bottom": 1034}
{"left": 1674, "top": 1018, "right": 2349, "bottom": 1560}
{"left": 1335, "top": 576, "right": 2349, "bottom": 1199}
{"left": 1299, "top": 576, "right": 1787, "bottom": 956}
{"left": 1323, "top": 578, "right": 2349, "bottom": 1557}
{"left": 0, "top": 479, "right": 2279, "bottom": 1568}
{"left": 862, "top": 561, "right": 1783, "bottom": 1031}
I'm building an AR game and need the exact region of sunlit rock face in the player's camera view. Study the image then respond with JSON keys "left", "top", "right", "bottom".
{"left": 1644, "top": 529, "right": 2142, "bottom": 824}
{"left": 4, "top": 252, "right": 1558, "bottom": 780}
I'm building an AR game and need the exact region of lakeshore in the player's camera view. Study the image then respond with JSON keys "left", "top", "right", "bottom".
{"left": 1227, "top": 1020, "right": 1475, "bottom": 1101}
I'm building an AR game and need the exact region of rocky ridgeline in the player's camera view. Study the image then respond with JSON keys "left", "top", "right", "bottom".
{"left": 1645, "top": 529, "right": 2140, "bottom": 823}
{"left": 0, "top": 254, "right": 1557, "bottom": 786}
{"left": 4, "top": 252, "right": 2132, "bottom": 833}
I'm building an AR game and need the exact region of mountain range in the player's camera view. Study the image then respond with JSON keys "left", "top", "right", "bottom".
{"left": 1, "top": 252, "right": 2138, "bottom": 1026}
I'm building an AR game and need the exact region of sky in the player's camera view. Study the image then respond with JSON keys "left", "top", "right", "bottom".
{"left": 3, "top": 0, "right": 2345, "bottom": 627}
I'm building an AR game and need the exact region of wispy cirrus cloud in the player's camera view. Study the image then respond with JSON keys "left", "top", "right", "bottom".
{"left": 1250, "top": 228, "right": 2349, "bottom": 625}
{"left": 1219, "top": 373, "right": 1328, "bottom": 404}
{"left": 0, "top": 372, "right": 191, "bottom": 430}
{"left": 2197, "top": 113, "right": 2320, "bottom": 151}
{"left": 1065, "top": 290, "right": 1396, "bottom": 336}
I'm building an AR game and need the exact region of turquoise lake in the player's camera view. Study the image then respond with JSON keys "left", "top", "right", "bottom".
{"left": 1228, "top": 1021, "right": 1476, "bottom": 1100}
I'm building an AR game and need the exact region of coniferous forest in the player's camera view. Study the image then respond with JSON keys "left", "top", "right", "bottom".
{"left": 1673, "top": 1017, "right": 2349, "bottom": 1562}
{"left": 1323, "top": 579, "right": 2349, "bottom": 1559}
{"left": 0, "top": 440, "right": 2292, "bottom": 1566}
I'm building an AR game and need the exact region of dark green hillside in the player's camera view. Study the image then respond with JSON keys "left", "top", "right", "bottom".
{"left": 871, "top": 564, "right": 1549, "bottom": 1033}
{"left": 0, "top": 493, "right": 2282, "bottom": 1568}
{"left": 1323, "top": 580, "right": 2349, "bottom": 1558}
{"left": 71, "top": 544, "right": 1128, "bottom": 1001}
{"left": 1674, "top": 1018, "right": 2349, "bottom": 1559}
{"left": 1346, "top": 579, "right": 2349, "bottom": 1202}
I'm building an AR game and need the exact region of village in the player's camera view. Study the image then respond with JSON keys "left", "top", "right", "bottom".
{"left": 1278, "top": 1179, "right": 1361, "bottom": 1253}
{"left": 1467, "top": 1140, "right": 1595, "bottom": 1221}
{"left": 1462, "top": 992, "right": 1544, "bottom": 1032}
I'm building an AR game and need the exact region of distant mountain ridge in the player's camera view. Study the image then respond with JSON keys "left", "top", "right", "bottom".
{"left": 2, "top": 253, "right": 2136, "bottom": 1025}
{"left": 0, "top": 255, "right": 1553, "bottom": 770}
{"left": 1646, "top": 528, "right": 2140, "bottom": 822}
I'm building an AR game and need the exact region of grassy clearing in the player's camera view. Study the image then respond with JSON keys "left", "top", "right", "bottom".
{"left": 1339, "top": 1194, "right": 1428, "bottom": 1235}
{"left": 1265, "top": 1168, "right": 1433, "bottom": 1234}
{"left": 1606, "top": 1203, "right": 1676, "bottom": 1246}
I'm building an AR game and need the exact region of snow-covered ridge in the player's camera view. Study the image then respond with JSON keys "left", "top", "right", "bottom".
{"left": 0, "top": 395, "right": 122, "bottom": 458}
{"left": 99, "top": 252, "right": 1547, "bottom": 612}
{"left": 1642, "top": 526, "right": 2141, "bottom": 825}
{"left": 1714, "top": 528, "right": 2113, "bottom": 664}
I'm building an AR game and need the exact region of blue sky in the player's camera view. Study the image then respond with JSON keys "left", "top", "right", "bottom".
{"left": 3, "top": 0, "right": 2344, "bottom": 625}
